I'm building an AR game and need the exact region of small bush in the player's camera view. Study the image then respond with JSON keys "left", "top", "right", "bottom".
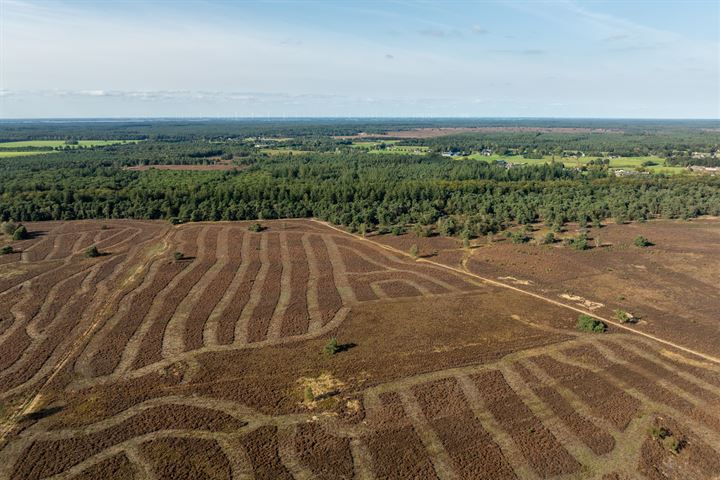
{"left": 303, "top": 386, "right": 314, "bottom": 403}
{"left": 2, "top": 221, "right": 18, "bottom": 236}
{"left": 651, "top": 426, "right": 671, "bottom": 440}
{"left": 576, "top": 314, "right": 607, "bottom": 333}
{"left": 173, "top": 251, "right": 184, "bottom": 261}
{"left": 541, "top": 232, "right": 555, "bottom": 245}
{"left": 510, "top": 230, "right": 530, "bottom": 244}
{"left": 664, "top": 436, "right": 683, "bottom": 454}
{"left": 324, "top": 337, "right": 339, "bottom": 356}
{"left": 0, "top": 246, "right": 13, "bottom": 255}
{"left": 85, "top": 245, "right": 100, "bottom": 258}
{"left": 248, "top": 222, "right": 265, "bottom": 232}
{"left": 409, "top": 244, "right": 419, "bottom": 259}
{"left": 565, "top": 233, "right": 588, "bottom": 250}
{"left": 12, "top": 225, "right": 29, "bottom": 241}
{"left": 390, "top": 225, "right": 406, "bottom": 236}
{"left": 650, "top": 426, "right": 683, "bottom": 454}
{"left": 614, "top": 309, "right": 635, "bottom": 323}
{"left": 634, "top": 235, "right": 652, "bottom": 247}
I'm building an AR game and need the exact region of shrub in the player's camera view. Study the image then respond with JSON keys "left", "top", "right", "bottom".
{"left": 173, "top": 251, "right": 184, "bottom": 261}
{"left": 541, "top": 232, "right": 555, "bottom": 245}
{"left": 565, "top": 233, "right": 588, "bottom": 250}
{"left": 576, "top": 314, "right": 607, "bottom": 333}
{"left": 303, "top": 386, "right": 314, "bottom": 403}
{"left": 651, "top": 426, "right": 671, "bottom": 440}
{"left": 664, "top": 436, "right": 683, "bottom": 454}
{"left": 413, "top": 224, "right": 433, "bottom": 238}
{"left": 324, "top": 337, "right": 339, "bottom": 356}
{"left": 634, "top": 235, "right": 652, "bottom": 247}
{"left": 409, "top": 244, "right": 419, "bottom": 259}
{"left": 614, "top": 309, "right": 635, "bottom": 323}
{"left": 248, "top": 222, "right": 265, "bottom": 232}
{"left": 390, "top": 225, "right": 405, "bottom": 236}
{"left": 2, "top": 221, "right": 18, "bottom": 235}
{"left": 12, "top": 225, "right": 29, "bottom": 241}
{"left": 85, "top": 245, "right": 100, "bottom": 258}
{"left": 0, "top": 246, "right": 13, "bottom": 255}
{"left": 510, "top": 230, "right": 530, "bottom": 244}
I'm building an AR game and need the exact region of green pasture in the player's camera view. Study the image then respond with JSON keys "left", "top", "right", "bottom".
{"left": 0, "top": 140, "right": 139, "bottom": 148}
{"left": 455, "top": 153, "right": 688, "bottom": 175}
{"left": 260, "top": 148, "right": 308, "bottom": 155}
{"left": 0, "top": 151, "right": 57, "bottom": 158}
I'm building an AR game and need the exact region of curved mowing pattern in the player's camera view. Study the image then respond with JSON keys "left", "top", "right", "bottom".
{"left": 3, "top": 334, "right": 720, "bottom": 479}
{"left": 2, "top": 219, "right": 719, "bottom": 479}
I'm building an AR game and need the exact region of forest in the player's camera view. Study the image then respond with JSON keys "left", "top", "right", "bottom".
{"left": 0, "top": 119, "right": 718, "bottom": 237}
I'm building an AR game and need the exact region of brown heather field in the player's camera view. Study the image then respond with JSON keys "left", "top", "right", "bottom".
{"left": 0, "top": 218, "right": 719, "bottom": 479}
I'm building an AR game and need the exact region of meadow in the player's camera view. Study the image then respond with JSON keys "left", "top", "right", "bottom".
{"left": 0, "top": 140, "right": 139, "bottom": 148}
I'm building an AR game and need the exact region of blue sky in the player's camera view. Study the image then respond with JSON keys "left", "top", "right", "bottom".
{"left": 0, "top": 0, "right": 718, "bottom": 118}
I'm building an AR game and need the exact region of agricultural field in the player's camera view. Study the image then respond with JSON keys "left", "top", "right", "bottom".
{"left": 0, "top": 218, "right": 719, "bottom": 479}
{"left": 0, "top": 140, "right": 139, "bottom": 148}
{"left": 0, "top": 140, "right": 141, "bottom": 159}
{"left": 454, "top": 153, "right": 688, "bottom": 174}
{"left": 350, "top": 141, "right": 429, "bottom": 155}
{"left": 0, "top": 151, "right": 56, "bottom": 158}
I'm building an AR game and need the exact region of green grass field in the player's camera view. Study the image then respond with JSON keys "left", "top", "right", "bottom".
{"left": 260, "top": 148, "right": 308, "bottom": 155}
{"left": 0, "top": 140, "right": 139, "bottom": 148}
{"left": 455, "top": 153, "right": 688, "bottom": 175}
{"left": 0, "top": 151, "right": 57, "bottom": 158}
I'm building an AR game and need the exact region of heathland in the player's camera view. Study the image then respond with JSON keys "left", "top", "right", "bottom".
{"left": 0, "top": 119, "right": 719, "bottom": 479}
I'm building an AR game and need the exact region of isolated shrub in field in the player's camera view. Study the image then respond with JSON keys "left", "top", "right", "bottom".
{"left": 614, "top": 309, "right": 635, "bottom": 323}
{"left": 541, "top": 232, "right": 555, "bottom": 244}
{"left": 409, "top": 244, "right": 419, "bottom": 259}
{"left": 324, "top": 337, "right": 339, "bottom": 356}
{"left": 248, "top": 222, "right": 265, "bottom": 232}
{"left": 565, "top": 233, "right": 589, "bottom": 250}
{"left": 634, "top": 235, "right": 652, "bottom": 247}
{"left": 0, "top": 246, "right": 13, "bottom": 255}
{"left": 510, "top": 230, "right": 530, "bottom": 244}
{"left": 576, "top": 314, "right": 607, "bottom": 333}
{"left": 2, "top": 221, "right": 18, "bottom": 236}
{"left": 173, "top": 251, "right": 184, "bottom": 261}
{"left": 651, "top": 426, "right": 671, "bottom": 440}
{"left": 12, "top": 225, "right": 29, "bottom": 241}
{"left": 303, "top": 386, "right": 314, "bottom": 403}
{"left": 85, "top": 245, "right": 100, "bottom": 258}
{"left": 650, "top": 426, "right": 683, "bottom": 454}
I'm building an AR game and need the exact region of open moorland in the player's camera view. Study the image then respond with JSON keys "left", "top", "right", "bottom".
{"left": 1, "top": 218, "right": 719, "bottom": 479}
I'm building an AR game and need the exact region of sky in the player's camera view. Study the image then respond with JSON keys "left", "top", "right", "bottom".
{"left": 0, "top": 0, "right": 718, "bottom": 118}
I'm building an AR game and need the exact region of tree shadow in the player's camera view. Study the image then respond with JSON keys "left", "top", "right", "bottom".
{"left": 23, "top": 405, "right": 63, "bottom": 421}
{"left": 28, "top": 230, "right": 48, "bottom": 239}
{"left": 336, "top": 342, "right": 357, "bottom": 353}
